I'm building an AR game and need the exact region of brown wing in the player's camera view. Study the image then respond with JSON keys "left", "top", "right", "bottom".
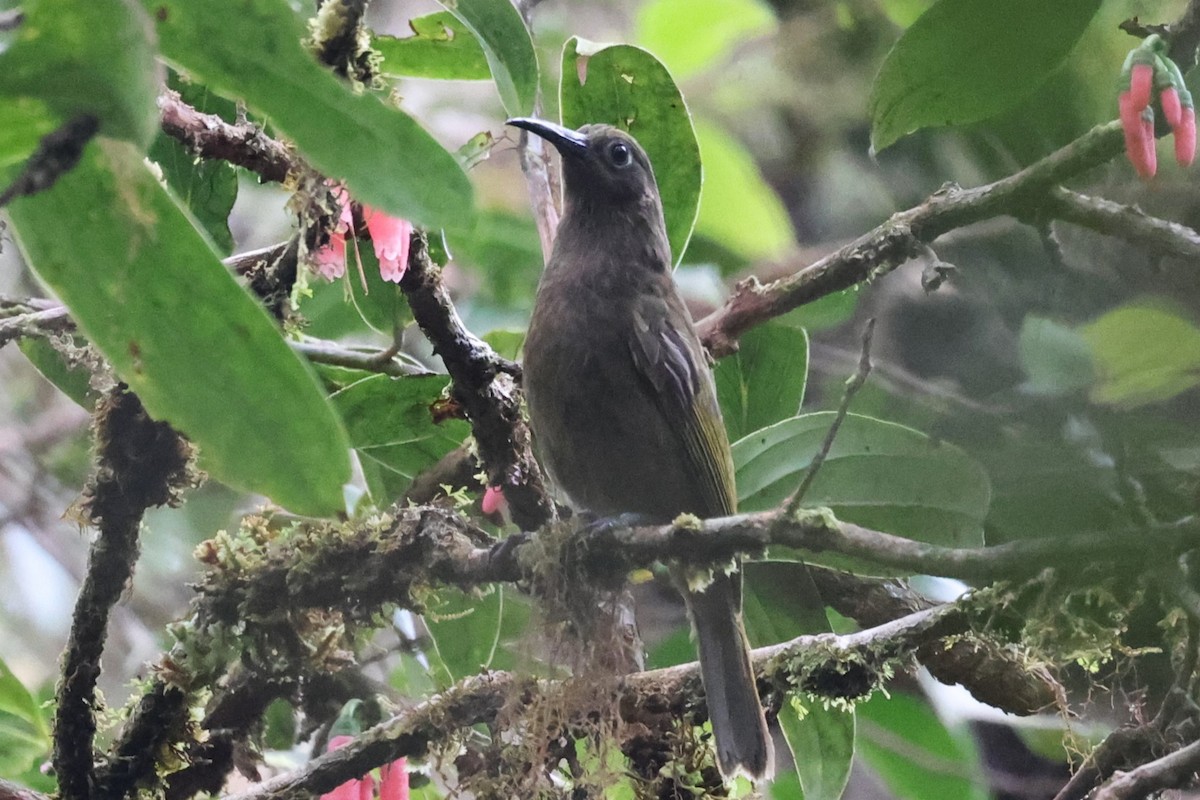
{"left": 628, "top": 289, "right": 737, "bottom": 518}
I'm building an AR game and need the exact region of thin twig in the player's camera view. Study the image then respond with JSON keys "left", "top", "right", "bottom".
{"left": 0, "top": 115, "right": 99, "bottom": 209}
{"left": 784, "top": 318, "right": 875, "bottom": 516}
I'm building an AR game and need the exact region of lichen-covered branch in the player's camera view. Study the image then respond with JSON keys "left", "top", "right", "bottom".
{"left": 53, "top": 387, "right": 197, "bottom": 800}
{"left": 158, "top": 91, "right": 294, "bottom": 184}
{"left": 223, "top": 604, "right": 964, "bottom": 800}
{"left": 398, "top": 231, "right": 554, "bottom": 530}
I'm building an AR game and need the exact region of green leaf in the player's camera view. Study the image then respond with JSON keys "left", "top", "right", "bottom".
{"left": 329, "top": 374, "right": 469, "bottom": 502}
{"left": 8, "top": 138, "right": 351, "bottom": 516}
{"left": 0, "top": 656, "right": 50, "bottom": 779}
{"left": 17, "top": 338, "right": 95, "bottom": 409}
{"left": 635, "top": 0, "right": 776, "bottom": 80}
{"left": 147, "top": 0, "right": 473, "bottom": 230}
{"left": 1017, "top": 315, "right": 1094, "bottom": 397}
{"left": 0, "top": 658, "right": 47, "bottom": 738}
{"left": 148, "top": 77, "right": 239, "bottom": 254}
{"left": 425, "top": 585, "right": 531, "bottom": 682}
{"left": 778, "top": 701, "right": 855, "bottom": 800}
{"left": 437, "top": 0, "right": 538, "bottom": 116}
{"left": 733, "top": 413, "right": 990, "bottom": 548}
{"left": 375, "top": 12, "right": 491, "bottom": 81}
{"left": 1080, "top": 303, "right": 1200, "bottom": 408}
{"left": 693, "top": 118, "right": 795, "bottom": 262}
{"left": 0, "top": 0, "right": 159, "bottom": 147}
{"left": 0, "top": 98, "right": 58, "bottom": 178}
{"left": 868, "top": 0, "right": 1102, "bottom": 152}
{"left": 715, "top": 323, "right": 808, "bottom": 443}
{"left": 856, "top": 691, "right": 988, "bottom": 800}
{"left": 560, "top": 37, "right": 701, "bottom": 265}
{"left": 341, "top": 245, "right": 412, "bottom": 337}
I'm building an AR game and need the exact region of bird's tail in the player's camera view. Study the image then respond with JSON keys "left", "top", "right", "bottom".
{"left": 685, "top": 571, "right": 774, "bottom": 780}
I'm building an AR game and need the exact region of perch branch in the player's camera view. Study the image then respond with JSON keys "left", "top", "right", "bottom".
{"left": 223, "top": 604, "right": 964, "bottom": 800}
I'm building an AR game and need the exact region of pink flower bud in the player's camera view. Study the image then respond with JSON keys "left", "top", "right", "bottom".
{"left": 1129, "top": 63, "right": 1154, "bottom": 111}
{"left": 314, "top": 233, "right": 348, "bottom": 280}
{"left": 1176, "top": 106, "right": 1196, "bottom": 166}
{"left": 379, "top": 759, "right": 409, "bottom": 800}
{"left": 1119, "top": 92, "right": 1157, "bottom": 178}
{"left": 1161, "top": 86, "right": 1183, "bottom": 128}
{"left": 481, "top": 486, "right": 507, "bottom": 516}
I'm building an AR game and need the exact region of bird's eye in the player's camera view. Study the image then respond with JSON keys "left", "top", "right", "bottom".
{"left": 609, "top": 141, "right": 633, "bottom": 168}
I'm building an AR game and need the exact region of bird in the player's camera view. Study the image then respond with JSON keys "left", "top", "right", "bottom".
{"left": 508, "top": 116, "right": 773, "bottom": 780}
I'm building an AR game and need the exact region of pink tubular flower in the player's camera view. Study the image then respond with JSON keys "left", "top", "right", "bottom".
{"left": 312, "top": 185, "right": 412, "bottom": 283}
{"left": 1119, "top": 91, "right": 1157, "bottom": 179}
{"left": 363, "top": 207, "right": 413, "bottom": 283}
{"left": 1161, "top": 86, "right": 1183, "bottom": 128}
{"left": 481, "top": 485, "right": 507, "bottom": 516}
{"left": 378, "top": 759, "right": 410, "bottom": 800}
{"left": 1129, "top": 63, "right": 1154, "bottom": 111}
{"left": 320, "top": 736, "right": 408, "bottom": 800}
{"left": 1176, "top": 106, "right": 1196, "bottom": 166}
{"left": 322, "top": 736, "right": 374, "bottom": 800}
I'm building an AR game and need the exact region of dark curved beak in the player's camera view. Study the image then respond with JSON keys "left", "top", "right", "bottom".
{"left": 506, "top": 117, "right": 589, "bottom": 158}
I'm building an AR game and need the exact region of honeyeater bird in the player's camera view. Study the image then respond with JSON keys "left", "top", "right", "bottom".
{"left": 508, "top": 117, "right": 773, "bottom": 780}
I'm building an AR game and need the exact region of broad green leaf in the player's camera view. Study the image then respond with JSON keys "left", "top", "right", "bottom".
{"left": 715, "top": 323, "right": 808, "bottom": 443}
{"left": 0, "top": 658, "right": 47, "bottom": 738}
{"left": 148, "top": 76, "right": 239, "bottom": 254}
{"left": 375, "top": 12, "right": 491, "bottom": 81}
{"left": 437, "top": 0, "right": 538, "bottom": 116}
{"left": 0, "top": 0, "right": 159, "bottom": 147}
{"left": 733, "top": 413, "right": 990, "bottom": 548}
{"left": 425, "top": 585, "right": 532, "bottom": 682}
{"left": 1080, "top": 303, "right": 1200, "bottom": 408}
{"left": 778, "top": 701, "right": 855, "bottom": 800}
{"left": 8, "top": 139, "right": 351, "bottom": 516}
{"left": 560, "top": 37, "right": 701, "bottom": 265}
{"left": 0, "top": 98, "right": 58, "bottom": 177}
{"left": 693, "top": 118, "right": 795, "bottom": 262}
{"left": 0, "top": 657, "right": 50, "bottom": 778}
{"left": 146, "top": 0, "right": 473, "bottom": 230}
{"left": 449, "top": 208, "right": 542, "bottom": 312}
{"left": 342, "top": 245, "right": 412, "bottom": 337}
{"left": 856, "top": 692, "right": 988, "bottom": 800}
{"left": 329, "top": 374, "right": 469, "bottom": 502}
{"left": 868, "top": 0, "right": 1102, "bottom": 152}
{"left": 743, "top": 562, "right": 854, "bottom": 798}
{"left": 1017, "top": 315, "right": 1094, "bottom": 397}
{"left": 18, "top": 338, "right": 95, "bottom": 409}
{"left": 635, "top": 0, "right": 776, "bottom": 80}
{"left": 742, "top": 562, "right": 828, "bottom": 645}
{"left": 878, "top": 0, "right": 936, "bottom": 28}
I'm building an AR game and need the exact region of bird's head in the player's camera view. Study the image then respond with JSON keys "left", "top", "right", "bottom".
{"left": 507, "top": 118, "right": 660, "bottom": 209}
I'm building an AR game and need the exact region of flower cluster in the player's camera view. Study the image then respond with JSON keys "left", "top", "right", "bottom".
{"left": 313, "top": 186, "right": 413, "bottom": 283}
{"left": 1118, "top": 35, "right": 1195, "bottom": 179}
{"left": 320, "top": 735, "right": 409, "bottom": 800}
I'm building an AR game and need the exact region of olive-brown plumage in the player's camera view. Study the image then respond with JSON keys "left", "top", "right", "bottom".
{"left": 509, "top": 117, "right": 773, "bottom": 780}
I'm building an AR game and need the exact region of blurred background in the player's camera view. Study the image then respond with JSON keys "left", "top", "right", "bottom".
{"left": 2, "top": 0, "right": 1198, "bottom": 797}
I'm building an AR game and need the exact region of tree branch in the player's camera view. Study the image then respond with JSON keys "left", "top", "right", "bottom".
{"left": 158, "top": 91, "right": 294, "bottom": 184}
{"left": 398, "top": 231, "right": 554, "bottom": 530}
{"left": 222, "top": 604, "right": 965, "bottom": 800}
{"left": 54, "top": 387, "right": 197, "bottom": 800}
{"left": 1039, "top": 187, "right": 1200, "bottom": 259}
{"left": 1091, "top": 738, "right": 1200, "bottom": 800}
